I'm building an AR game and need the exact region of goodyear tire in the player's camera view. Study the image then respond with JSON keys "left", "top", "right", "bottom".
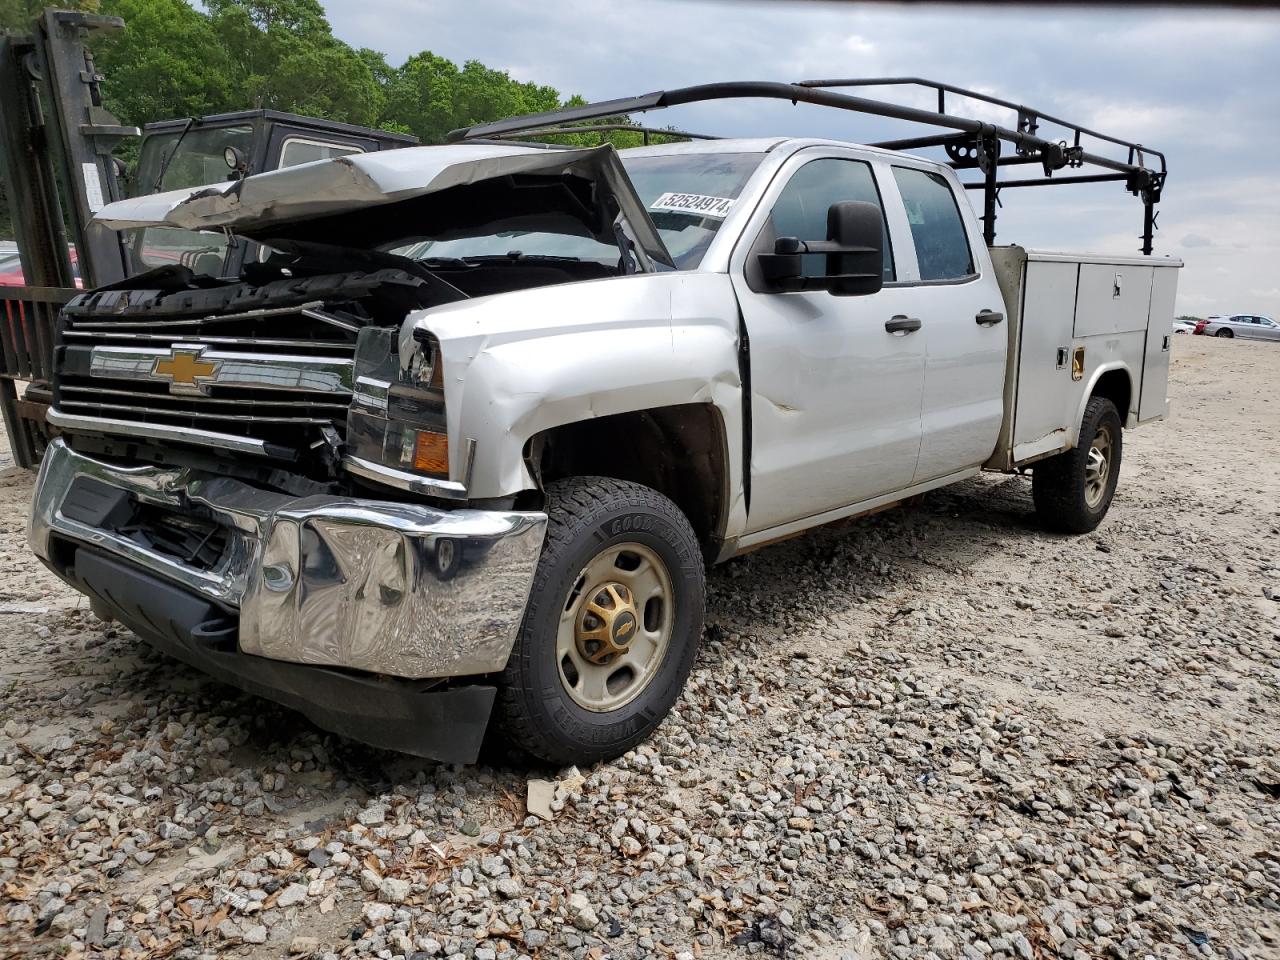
{"left": 1032, "top": 397, "right": 1123, "bottom": 534}
{"left": 497, "top": 476, "right": 704, "bottom": 765}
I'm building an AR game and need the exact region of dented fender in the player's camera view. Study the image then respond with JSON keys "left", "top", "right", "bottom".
{"left": 404, "top": 273, "right": 748, "bottom": 539}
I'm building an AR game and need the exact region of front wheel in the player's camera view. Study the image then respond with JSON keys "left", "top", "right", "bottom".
{"left": 1032, "top": 397, "right": 1123, "bottom": 534}
{"left": 497, "top": 476, "right": 705, "bottom": 765}
{"left": 1216, "top": 328, "right": 1234, "bottom": 338}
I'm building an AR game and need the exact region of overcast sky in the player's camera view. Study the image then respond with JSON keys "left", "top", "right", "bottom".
{"left": 327, "top": 0, "right": 1280, "bottom": 318}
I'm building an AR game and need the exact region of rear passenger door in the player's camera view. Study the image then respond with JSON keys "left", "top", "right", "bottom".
{"left": 731, "top": 150, "right": 928, "bottom": 534}
{"left": 881, "top": 163, "right": 1007, "bottom": 484}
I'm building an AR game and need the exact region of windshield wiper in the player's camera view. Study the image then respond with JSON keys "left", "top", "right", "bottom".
{"left": 458, "top": 253, "right": 584, "bottom": 263}
{"left": 417, "top": 257, "right": 473, "bottom": 269}
{"left": 152, "top": 118, "right": 196, "bottom": 194}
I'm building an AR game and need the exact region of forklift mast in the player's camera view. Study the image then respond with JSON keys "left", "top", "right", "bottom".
{"left": 0, "top": 8, "right": 417, "bottom": 467}
{"left": 0, "top": 9, "right": 134, "bottom": 466}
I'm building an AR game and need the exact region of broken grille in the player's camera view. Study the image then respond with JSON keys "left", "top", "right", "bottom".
{"left": 49, "top": 268, "right": 425, "bottom": 477}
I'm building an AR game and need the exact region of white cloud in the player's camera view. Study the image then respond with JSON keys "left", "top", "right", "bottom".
{"left": 843, "top": 34, "right": 876, "bottom": 58}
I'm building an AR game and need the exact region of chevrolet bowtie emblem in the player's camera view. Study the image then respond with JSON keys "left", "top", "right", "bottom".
{"left": 153, "top": 347, "right": 219, "bottom": 395}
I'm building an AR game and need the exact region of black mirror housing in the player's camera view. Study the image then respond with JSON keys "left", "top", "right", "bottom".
{"left": 757, "top": 200, "right": 885, "bottom": 297}
{"left": 824, "top": 201, "right": 884, "bottom": 296}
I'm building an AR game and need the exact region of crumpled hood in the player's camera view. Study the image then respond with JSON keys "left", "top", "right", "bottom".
{"left": 93, "top": 142, "right": 673, "bottom": 268}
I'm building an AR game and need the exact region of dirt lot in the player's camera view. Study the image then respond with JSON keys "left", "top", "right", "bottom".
{"left": 1, "top": 334, "right": 1277, "bottom": 960}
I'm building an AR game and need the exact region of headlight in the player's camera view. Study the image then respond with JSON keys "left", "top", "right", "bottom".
{"left": 347, "top": 326, "right": 450, "bottom": 479}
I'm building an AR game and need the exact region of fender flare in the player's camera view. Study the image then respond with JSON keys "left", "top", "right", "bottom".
{"left": 1070, "top": 362, "right": 1132, "bottom": 447}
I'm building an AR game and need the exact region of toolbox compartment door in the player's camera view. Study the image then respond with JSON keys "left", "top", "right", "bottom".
{"left": 1138, "top": 266, "right": 1178, "bottom": 422}
{"left": 1011, "top": 259, "right": 1080, "bottom": 456}
{"left": 1074, "top": 263, "right": 1154, "bottom": 338}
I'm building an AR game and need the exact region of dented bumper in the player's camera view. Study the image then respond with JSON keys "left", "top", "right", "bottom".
{"left": 31, "top": 439, "right": 546, "bottom": 679}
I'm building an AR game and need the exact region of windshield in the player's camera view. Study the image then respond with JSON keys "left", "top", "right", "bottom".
{"left": 621, "top": 152, "right": 764, "bottom": 269}
{"left": 131, "top": 124, "right": 256, "bottom": 277}
{"left": 393, "top": 152, "right": 765, "bottom": 272}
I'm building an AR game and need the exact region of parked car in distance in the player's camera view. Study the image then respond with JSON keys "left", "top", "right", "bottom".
{"left": 1172, "top": 318, "right": 1198, "bottom": 334}
{"left": 1200, "top": 314, "right": 1280, "bottom": 340}
{"left": 0, "top": 245, "right": 82, "bottom": 289}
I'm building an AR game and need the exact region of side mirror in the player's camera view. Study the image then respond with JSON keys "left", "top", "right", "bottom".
{"left": 758, "top": 200, "right": 885, "bottom": 297}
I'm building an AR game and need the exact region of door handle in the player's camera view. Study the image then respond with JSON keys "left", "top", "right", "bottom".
{"left": 885, "top": 315, "right": 922, "bottom": 334}
{"left": 976, "top": 309, "right": 1004, "bottom": 326}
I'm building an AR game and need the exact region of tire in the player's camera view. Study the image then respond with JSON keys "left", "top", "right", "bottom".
{"left": 1215, "top": 328, "right": 1233, "bottom": 338}
{"left": 497, "top": 476, "right": 705, "bottom": 765}
{"left": 432, "top": 538, "right": 462, "bottom": 581}
{"left": 1032, "top": 397, "right": 1123, "bottom": 534}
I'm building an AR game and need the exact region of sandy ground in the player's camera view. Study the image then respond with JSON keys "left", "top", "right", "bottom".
{"left": 0, "top": 333, "right": 1277, "bottom": 959}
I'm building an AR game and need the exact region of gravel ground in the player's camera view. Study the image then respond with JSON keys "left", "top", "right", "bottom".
{"left": 1, "top": 334, "right": 1278, "bottom": 960}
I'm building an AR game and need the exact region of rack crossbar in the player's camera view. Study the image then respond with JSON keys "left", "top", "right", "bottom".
{"left": 449, "top": 78, "right": 1167, "bottom": 255}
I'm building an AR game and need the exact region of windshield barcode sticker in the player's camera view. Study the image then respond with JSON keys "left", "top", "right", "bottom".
{"left": 650, "top": 192, "right": 734, "bottom": 219}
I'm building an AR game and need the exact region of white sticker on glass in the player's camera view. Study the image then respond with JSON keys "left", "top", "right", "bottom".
{"left": 650, "top": 192, "right": 734, "bottom": 219}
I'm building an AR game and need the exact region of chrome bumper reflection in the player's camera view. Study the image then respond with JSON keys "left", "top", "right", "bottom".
{"left": 30, "top": 439, "right": 547, "bottom": 680}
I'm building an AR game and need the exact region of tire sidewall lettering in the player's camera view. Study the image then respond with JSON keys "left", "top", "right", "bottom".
{"left": 599, "top": 513, "right": 695, "bottom": 568}
{"left": 604, "top": 514, "right": 656, "bottom": 538}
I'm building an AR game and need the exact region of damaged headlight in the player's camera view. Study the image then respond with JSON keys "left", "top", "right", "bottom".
{"left": 347, "top": 326, "right": 452, "bottom": 481}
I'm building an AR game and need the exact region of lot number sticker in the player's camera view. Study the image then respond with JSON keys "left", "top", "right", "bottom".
{"left": 650, "top": 192, "right": 735, "bottom": 219}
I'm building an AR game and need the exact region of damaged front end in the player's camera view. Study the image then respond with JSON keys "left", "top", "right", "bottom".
{"left": 31, "top": 143, "right": 670, "bottom": 761}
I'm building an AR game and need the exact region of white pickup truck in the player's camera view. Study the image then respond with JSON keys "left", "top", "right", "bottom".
{"left": 29, "top": 80, "right": 1180, "bottom": 764}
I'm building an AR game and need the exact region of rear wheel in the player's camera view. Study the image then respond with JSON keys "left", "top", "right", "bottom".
{"left": 497, "top": 476, "right": 704, "bottom": 765}
{"left": 1032, "top": 397, "right": 1123, "bottom": 534}
{"left": 1216, "top": 328, "right": 1234, "bottom": 338}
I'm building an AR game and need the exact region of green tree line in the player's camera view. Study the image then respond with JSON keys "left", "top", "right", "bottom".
{"left": 2, "top": 0, "right": 653, "bottom": 144}
{"left": 1, "top": 0, "right": 672, "bottom": 240}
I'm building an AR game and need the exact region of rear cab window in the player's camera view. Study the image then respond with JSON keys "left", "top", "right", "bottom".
{"left": 892, "top": 167, "right": 975, "bottom": 282}
{"left": 278, "top": 139, "right": 364, "bottom": 168}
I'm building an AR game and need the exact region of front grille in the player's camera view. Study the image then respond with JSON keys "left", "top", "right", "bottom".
{"left": 52, "top": 268, "right": 429, "bottom": 478}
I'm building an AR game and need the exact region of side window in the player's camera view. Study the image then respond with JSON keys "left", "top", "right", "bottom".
{"left": 279, "top": 139, "right": 363, "bottom": 169}
{"left": 769, "top": 158, "right": 894, "bottom": 281}
{"left": 892, "top": 167, "right": 975, "bottom": 282}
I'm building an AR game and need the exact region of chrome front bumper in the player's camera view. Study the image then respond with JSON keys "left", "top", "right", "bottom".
{"left": 30, "top": 439, "right": 547, "bottom": 680}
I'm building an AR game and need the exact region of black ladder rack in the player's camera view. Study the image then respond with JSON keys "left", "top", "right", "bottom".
{"left": 449, "top": 78, "right": 1167, "bottom": 255}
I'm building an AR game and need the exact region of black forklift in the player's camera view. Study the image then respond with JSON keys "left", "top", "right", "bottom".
{"left": 0, "top": 9, "right": 416, "bottom": 466}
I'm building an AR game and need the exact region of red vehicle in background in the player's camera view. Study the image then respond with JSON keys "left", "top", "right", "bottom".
{"left": 1194, "top": 319, "right": 1210, "bottom": 335}
{"left": 0, "top": 246, "right": 82, "bottom": 289}
{"left": 0, "top": 249, "right": 23, "bottom": 286}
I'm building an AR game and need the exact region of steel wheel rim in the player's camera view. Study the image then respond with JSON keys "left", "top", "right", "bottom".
{"left": 556, "top": 542, "right": 674, "bottom": 713}
{"left": 1084, "top": 423, "right": 1114, "bottom": 509}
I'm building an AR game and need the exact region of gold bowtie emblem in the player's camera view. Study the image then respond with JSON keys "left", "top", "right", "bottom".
{"left": 153, "top": 349, "right": 219, "bottom": 394}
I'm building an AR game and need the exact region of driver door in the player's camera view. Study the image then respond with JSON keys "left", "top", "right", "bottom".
{"left": 730, "top": 152, "right": 926, "bottom": 534}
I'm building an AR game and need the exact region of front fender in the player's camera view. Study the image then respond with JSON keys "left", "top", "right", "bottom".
{"left": 406, "top": 272, "right": 745, "bottom": 523}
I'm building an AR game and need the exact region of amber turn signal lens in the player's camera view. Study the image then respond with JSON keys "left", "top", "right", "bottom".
{"left": 412, "top": 430, "right": 449, "bottom": 476}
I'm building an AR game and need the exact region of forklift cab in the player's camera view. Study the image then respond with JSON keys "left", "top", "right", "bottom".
{"left": 131, "top": 110, "right": 417, "bottom": 278}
